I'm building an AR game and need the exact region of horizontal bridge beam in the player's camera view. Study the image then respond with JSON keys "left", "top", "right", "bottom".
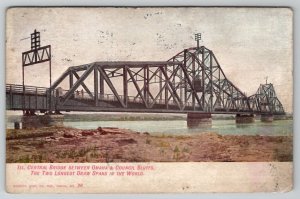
{"left": 69, "top": 61, "right": 182, "bottom": 71}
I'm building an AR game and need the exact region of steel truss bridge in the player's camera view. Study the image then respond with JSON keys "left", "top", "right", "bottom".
{"left": 6, "top": 46, "right": 285, "bottom": 115}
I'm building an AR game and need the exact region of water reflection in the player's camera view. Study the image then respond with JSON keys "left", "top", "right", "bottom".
{"left": 235, "top": 123, "right": 251, "bottom": 129}
{"left": 187, "top": 121, "right": 212, "bottom": 129}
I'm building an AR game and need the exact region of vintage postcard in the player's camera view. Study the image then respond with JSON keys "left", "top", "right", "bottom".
{"left": 5, "top": 7, "right": 293, "bottom": 193}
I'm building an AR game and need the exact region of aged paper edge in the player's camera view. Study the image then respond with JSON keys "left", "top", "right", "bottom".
{"left": 6, "top": 162, "right": 293, "bottom": 193}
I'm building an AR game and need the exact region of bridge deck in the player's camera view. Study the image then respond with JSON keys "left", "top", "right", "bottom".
{"left": 6, "top": 84, "right": 283, "bottom": 115}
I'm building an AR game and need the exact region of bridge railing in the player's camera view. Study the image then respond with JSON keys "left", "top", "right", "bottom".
{"left": 6, "top": 84, "right": 49, "bottom": 95}
{"left": 7, "top": 84, "right": 200, "bottom": 109}
{"left": 59, "top": 88, "right": 193, "bottom": 106}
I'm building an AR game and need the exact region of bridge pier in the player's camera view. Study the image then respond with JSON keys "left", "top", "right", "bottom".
{"left": 260, "top": 114, "right": 274, "bottom": 122}
{"left": 235, "top": 114, "right": 255, "bottom": 124}
{"left": 21, "top": 113, "right": 64, "bottom": 129}
{"left": 187, "top": 112, "right": 212, "bottom": 128}
{"left": 273, "top": 115, "right": 287, "bottom": 120}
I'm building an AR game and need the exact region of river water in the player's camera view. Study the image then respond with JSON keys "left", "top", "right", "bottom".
{"left": 63, "top": 119, "right": 292, "bottom": 136}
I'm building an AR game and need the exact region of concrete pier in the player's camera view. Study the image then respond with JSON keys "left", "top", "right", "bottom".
{"left": 273, "top": 114, "right": 287, "bottom": 120}
{"left": 14, "top": 122, "right": 20, "bottom": 129}
{"left": 22, "top": 114, "right": 64, "bottom": 129}
{"left": 260, "top": 114, "right": 274, "bottom": 122}
{"left": 235, "top": 114, "right": 255, "bottom": 124}
{"left": 187, "top": 113, "right": 212, "bottom": 128}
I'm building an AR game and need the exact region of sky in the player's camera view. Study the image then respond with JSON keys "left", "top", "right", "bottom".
{"left": 6, "top": 7, "right": 293, "bottom": 113}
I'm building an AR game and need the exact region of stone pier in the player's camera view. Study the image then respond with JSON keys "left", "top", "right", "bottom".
{"left": 260, "top": 114, "right": 274, "bottom": 122}
{"left": 273, "top": 114, "right": 287, "bottom": 120}
{"left": 21, "top": 113, "right": 64, "bottom": 129}
{"left": 187, "top": 113, "right": 212, "bottom": 128}
{"left": 235, "top": 114, "right": 255, "bottom": 124}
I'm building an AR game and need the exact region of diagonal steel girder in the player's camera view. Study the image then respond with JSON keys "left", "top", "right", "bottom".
{"left": 127, "top": 68, "right": 149, "bottom": 108}
{"left": 159, "top": 65, "right": 183, "bottom": 110}
{"left": 50, "top": 68, "right": 71, "bottom": 90}
{"left": 61, "top": 63, "right": 95, "bottom": 105}
{"left": 149, "top": 83, "right": 167, "bottom": 108}
{"left": 180, "top": 62, "right": 203, "bottom": 110}
{"left": 98, "top": 66, "right": 126, "bottom": 108}
{"left": 72, "top": 71, "right": 94, "bottom": 99}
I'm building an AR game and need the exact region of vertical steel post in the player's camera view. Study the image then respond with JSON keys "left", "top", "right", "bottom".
{"left": 210, "top": 51, "right": 213, "bottom": 111}
{"left": 201, "top": 47, "right": 205, "bottom": 111}
{"left": 49, "top": 46, "right": 52, "bottom": 113}
{"left": 100, "top": 68, "right": 104, "bottom": 98}
{"left": 10, "top": 85, "right": 13, "bottom": 109}
{"left": 172, "top": 58, "right": 177, "bottom": 106}
{"left": 144, "top": 66, "right": 147, "bottom": 104}
{"left": 172, "top": 58, "right": 175, "bottom": 85}
{"left": 192, "top": 54, "right": 195, "bottom": 110}
{"left": 123, "top": 66, "right": 128, "bottom": 107}
{"left": 29, "top": 93, "right": 31, "bottom": 110}
{"left": 69, "top": 71, "right": 73, "bottom": 89}
{"left": 22, "top": 54, "right": 25, "bottom": 114}
{"left": 146, "top": 65, "right": 149, "bottom": 105}
{"left": 36, "top": 87, "right": 38, "bottom": 110}
{"left": 159, "top": 69, "right": 162, "bottom": 101}
{"left": 94, "top": 66, "right": 98, "bottom": 106}
{"left": 218, "top": 57, "right": 221, "bottom": 107}
{"left": 183, "top": 50, "right": 187, "bottom": 105}
{"left": 144, "top": 65, "right": 149, "bottom": 105}
{"left": 165, "top": 65, "right": 168, "bottom": 109}
{"left": 179, "top": 66, "right": 183, "bottom": 102}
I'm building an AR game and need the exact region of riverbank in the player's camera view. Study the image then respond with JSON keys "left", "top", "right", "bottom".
{"left": 6, "top": 127, "right": 292, "bottom": 163}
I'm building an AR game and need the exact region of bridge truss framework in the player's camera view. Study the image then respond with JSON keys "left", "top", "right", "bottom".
{"left": 37, "top": 46, "right": 285, "bottom": 115}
